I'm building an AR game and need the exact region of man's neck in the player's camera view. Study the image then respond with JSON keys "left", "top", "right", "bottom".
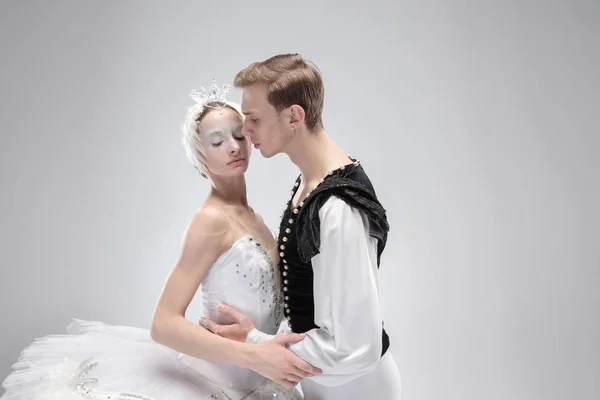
{"left": 285, "top": 127, "right": 350, "bottom": 183}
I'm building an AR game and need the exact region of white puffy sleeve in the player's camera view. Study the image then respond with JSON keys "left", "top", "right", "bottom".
{"left": 248, "top": 196, "right": 385, "bottom": 386}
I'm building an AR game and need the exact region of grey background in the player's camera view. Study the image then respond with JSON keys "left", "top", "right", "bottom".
{"left": 1, "top": 0, "right": 599, "bottom": 399}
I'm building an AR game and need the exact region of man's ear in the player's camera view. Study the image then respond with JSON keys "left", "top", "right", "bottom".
{"left": 289, "top": 105, "right": 305, "bottom": 129}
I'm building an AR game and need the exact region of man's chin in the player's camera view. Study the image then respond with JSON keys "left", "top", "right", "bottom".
{"left": 258, "top": 148, "right": 275, "bottom": 158}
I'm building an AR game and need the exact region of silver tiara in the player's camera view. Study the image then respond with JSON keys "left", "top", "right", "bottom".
{"left": 189, "top": 79, "right": 231, "bottom": 106}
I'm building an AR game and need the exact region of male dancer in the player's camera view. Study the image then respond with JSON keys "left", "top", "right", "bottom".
{"left": 203, "top": 54, "right": 402, "bottom": 399}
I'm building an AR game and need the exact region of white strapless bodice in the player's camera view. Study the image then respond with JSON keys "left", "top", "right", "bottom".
{"left": 178, "top": 234, "right": 283, "bottom": 392}
{"left": 201, "top": 234, "right": 281, "bottom": 331}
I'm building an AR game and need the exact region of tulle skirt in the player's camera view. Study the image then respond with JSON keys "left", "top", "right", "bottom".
{"left": 1, "top": 319, "right": 302, "bottom": 400}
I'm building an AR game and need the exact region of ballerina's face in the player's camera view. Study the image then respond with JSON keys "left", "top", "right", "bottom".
{"left": 198, "top": 107, "right": 251, "bottom": 177}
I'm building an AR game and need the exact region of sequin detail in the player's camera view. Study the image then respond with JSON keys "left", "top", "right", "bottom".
{"left": 209, "top": 380, "right": 302, "bottom": 399}
{"left": 72, "top": 358, "right": 155, "bottom": 399}
{"left": 247, "top": 237, "right": 284, "bottom": 324}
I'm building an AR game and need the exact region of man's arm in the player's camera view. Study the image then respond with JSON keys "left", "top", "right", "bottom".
{"left": 284, "top": 196, "right": 384, "bottom": 386}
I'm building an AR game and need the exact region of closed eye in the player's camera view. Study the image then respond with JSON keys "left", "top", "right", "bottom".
{"left": 212, "top": 141, "right": 223, "bottom": 147}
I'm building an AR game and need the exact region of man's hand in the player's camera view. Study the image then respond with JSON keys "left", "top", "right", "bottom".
{"left": 249, "top": 333, "right": 322, "bottom": 387}
{"left": 200, "top": 304, "right": 322, "bottom": 386}
{"left": 199, "top": 303, "right": 255, "bottom": 342}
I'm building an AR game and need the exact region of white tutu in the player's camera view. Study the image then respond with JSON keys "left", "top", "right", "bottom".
{"left": 1, "top": 319, "right": 302, "bottom": 400}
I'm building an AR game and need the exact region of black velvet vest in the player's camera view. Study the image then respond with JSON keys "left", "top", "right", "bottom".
{"left": 275, "top": 160, "right": 390, "bottom": 357}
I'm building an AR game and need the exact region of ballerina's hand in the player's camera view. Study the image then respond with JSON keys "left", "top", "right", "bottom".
{"left": 199, "top": 303, "right": 255, "bottom": 342}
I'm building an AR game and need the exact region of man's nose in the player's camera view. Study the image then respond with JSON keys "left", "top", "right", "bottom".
{"left": 241, "top": 123, "right": 251, "bottom": 137}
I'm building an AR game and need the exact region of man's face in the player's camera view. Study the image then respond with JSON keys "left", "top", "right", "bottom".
{"left": 240, "top": 84, "right": 291, "bottom": 158}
